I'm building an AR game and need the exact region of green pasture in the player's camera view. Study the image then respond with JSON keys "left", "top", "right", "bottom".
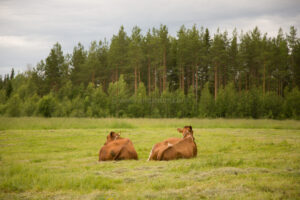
{"left": 0, "top": 118, "right": 299, "bottom": 199}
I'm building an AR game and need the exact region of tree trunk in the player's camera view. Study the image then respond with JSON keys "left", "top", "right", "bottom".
{"left": 195, "top": 65, "right": 198, "bottom": 102}
{"left": 134, "top": 66, "right": 137, "bottom": 95}
{"left": 281, "top": 79, "right": 283, "bottom": 96}
{"left": 277, "top": 79, "right": 279, "bottom": 96}
{"left": 214, "top": 64, "right": 218, "bottom": 101}
{"left": 163, "top": 48, "right": 167, "bottom": 91}
{"left": 159, "top": 75, "right": 162, "bottom": 93}
{"left": 263, "top": 61, "right": 266, "bottom": 95}
{"left": 187, "top": 68, "right": 190, "bottom": 90}
{"left": 245, "top": 73, "right": 248, "bottom": 91}
{"left": 224, "top": 65, "right": 227, "bottom": 87}
{"left": 279, "top": 79, "right": 282, "bottom": 96}
{"left": 148, "top": 60, "right": 151, "bottom": 95}
{"left": 116, "top": 69, "right": 119, "bottom": 96}
{"left": 138, "top": 67, "right": 141, "bottom": 84}
{"left": 182, "top": 67, "right": 185, "bottom": 93}
{"left": 92, "top": 70, "right": 95, "bottom": 84}
{"left": 218, "top": 67, "right": 221, "bottom": 89}
{"left": 154, "top": 66, "right": 157, "bottom": 91}
{"left": 292, "top": 57, "right": 296, "bottom": 87}
{"left": 192, "top": 66, "right": 195, "bottom": 92}
{"left": 221, "top": 66, "right": 225, "bottom": 87}
{"left": 115, "top": 68, "right": 118, "bottom": 82}
{"left": 103, "top": 80, "right": 106, "bottom": 92}
{"left": 179, "top": 67, "right": 182, "bottom": 90}
{"left": 279, "top": 79, "right": 281, "bottom": 96}
{"left": 238, "top": 74, "right": 241, "bottom": 94}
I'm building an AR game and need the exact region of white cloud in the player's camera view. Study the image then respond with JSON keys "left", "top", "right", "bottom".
{"left": 0, "top": 36, "right": 51, "bottom": 48}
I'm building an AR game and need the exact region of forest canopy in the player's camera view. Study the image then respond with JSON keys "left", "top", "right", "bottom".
{"left": 0, "top": 25, "right": 300, "bottom": 119}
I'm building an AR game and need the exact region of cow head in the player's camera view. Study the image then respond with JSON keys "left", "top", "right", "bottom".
{"left": 177, "top": 126, "right": 194, "bottom": 139}
{"left": 105, "top": 131, "right": 121, "bottom": 145}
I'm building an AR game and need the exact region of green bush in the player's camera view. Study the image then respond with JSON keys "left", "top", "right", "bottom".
{"left": 185, "top": 87, "right": 197, "bottom": 117}
{"left": 249, "top": 88, "right": 262, "bottom": 119}
{"left": 37, "top": 94, "right": 56, "bottom": 117}
{"left": 284, "top": 87, "right": 300, "bottom": 119}
{"left": 128, "top": 104, "right": 142, "bottom": 117}
{"left": 215, "top": 87, "right": 226, "bottom": 117}
{"left": 53, "top": 97, "right": 72, "bottom": 117}
{"left": 107, "top": 75, "right": 129, "bottom": 117}
{"left": 91, "top": 85, "right": 108, "bottom": 117}
{"left": 5, "top": 94, "right": 22, "bottom": 117}
{"left": 0, "top": 89, "right": 6, "bottom": 105}
{"left": 224, "top": 83, "right": 238, "bottom": 117}
{"left": 0, "top": 104, "right": 6, "bottom": 115}
{"left": 70, "top": 96, "right": 85, "bottom": 117}
{"left": 149, "top": 89, "right": 161, "bottom": 118}
{"left": 58, "top": 80, "right": 73, "bottom": 100}
{"left": 127, "top": 83, "right": 148, "bottom": 118}
{"left": 237, "top": 91, "right": 252, "bottom": 118}
{"left": 157, "top": 90, "right": 169, "bottom": 118}
{"left": 199, "top": 82, "right": 214, "bottom": 117}
{"left": 262, "top": 92, "right": 283, "bottom": 119}
{"left": 23, "top": 94, "right": 40, "bottom": 116}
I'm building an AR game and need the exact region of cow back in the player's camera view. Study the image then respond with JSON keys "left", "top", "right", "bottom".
{"left": 158, "top": 136, "right": 196, "bottom": 160}
{"left": 99, "top": 138, "right": 138, "bottom": 161}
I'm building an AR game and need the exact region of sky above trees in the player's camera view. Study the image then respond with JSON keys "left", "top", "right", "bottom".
{"left": 0, "top": 0, "right": 299, "bottom": 76}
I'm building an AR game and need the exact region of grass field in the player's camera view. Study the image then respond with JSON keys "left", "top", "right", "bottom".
{"left": 0, "top": 118, "right": 300, "bottom": 199}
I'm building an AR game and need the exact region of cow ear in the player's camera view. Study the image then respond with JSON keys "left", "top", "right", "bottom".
{"left": 189, "top": 126, "right": 192, "bottom": 130}
{"left": 110, "top": 132, "right": 114, "bottom": 137}
{"left": 177, "top": 128, "right": 183, "bottom": 133}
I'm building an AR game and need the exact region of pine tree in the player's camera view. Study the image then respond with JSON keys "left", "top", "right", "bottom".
{"left": 129, "top": 26, "right": 143, "bottom": 95}
{"left": 44, "top": 43, "right": 68, "bottom": 92}
{"left": 71, "top": 43, "right": 87, "bottom": 85}
{"left": 287, "top": 26, "right": 300, "bottom": 88}
{"left": 157, "top": 25, "right": 169, "bottom": 91}
{"left": 177, "top": 25, "right": 188, "bottom": 93}
{"left": 109, "top": 26, "right": 129, "bottom": 83}
{"left": 210, "top": 29, "right": 228, "bottom": 100}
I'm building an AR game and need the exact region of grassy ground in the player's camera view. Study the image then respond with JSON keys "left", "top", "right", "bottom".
{"left": 0, "top": 118, "right": 299, "bottom": 199}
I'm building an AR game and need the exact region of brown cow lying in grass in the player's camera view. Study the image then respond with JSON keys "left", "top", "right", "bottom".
{"left": 99, "top": 131, "right": 138, "bottom": 161}
{"left": 148, "top": 126, "right": 197, "bottom": 161}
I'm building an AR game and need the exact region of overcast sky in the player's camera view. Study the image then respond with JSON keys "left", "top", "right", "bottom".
{"left": 0, "top": 0, "right": 299, "bottom": 76}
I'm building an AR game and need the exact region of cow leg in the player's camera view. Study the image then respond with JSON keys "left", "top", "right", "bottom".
{"left": 131, "top": 150, "right": 138, "bottom": 160}
{"left": 113, "top": 146, "right": 124, "bottom": 160}
{"left": 148, "top": 144, "right": 159, "bottom": 161}
{"left": 157, "top": 146, "right": 180, "bottom": 161}
{"left": 147, "top": 145, "right": 154, "bottom": 161}
{"left": 99, "top": 148, "right": 107, "bottom": 161}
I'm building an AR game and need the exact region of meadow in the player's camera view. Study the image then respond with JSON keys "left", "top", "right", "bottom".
{"left": 0, "top": 118, "right": 299, "bottom": 199}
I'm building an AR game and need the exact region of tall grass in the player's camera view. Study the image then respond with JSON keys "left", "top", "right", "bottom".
{"left": 0, "top": 117, "right": 300, "bottom": 130}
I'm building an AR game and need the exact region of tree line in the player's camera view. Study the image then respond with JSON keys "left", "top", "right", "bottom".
{"left": 0, "top": 25, "right": 300, "bottom": 118}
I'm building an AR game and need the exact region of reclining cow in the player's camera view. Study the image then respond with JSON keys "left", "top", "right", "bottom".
{"left": 99, "top": 131, "right": 138, "bottom": 161}
{"left": 148, "top": 126, "right": 197, "bottom": 161}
